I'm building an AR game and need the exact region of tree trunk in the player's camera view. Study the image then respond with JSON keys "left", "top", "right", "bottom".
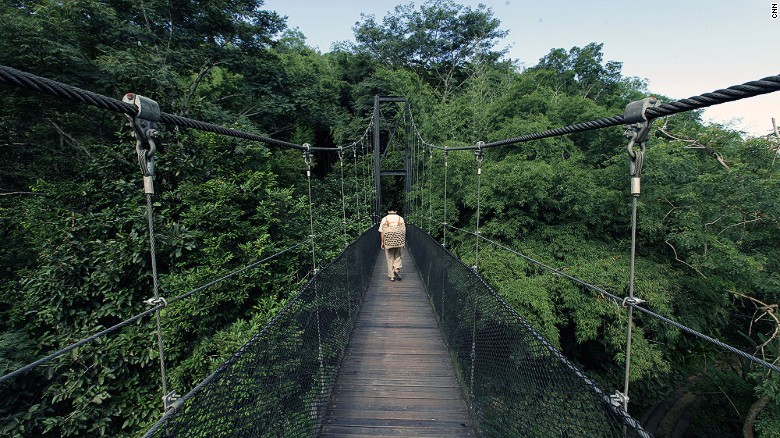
{"left": 743, "top": 395, "right": 769, "bottom": 438}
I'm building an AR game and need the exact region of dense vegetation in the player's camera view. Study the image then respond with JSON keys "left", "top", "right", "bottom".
{"left": 1, "top": 0, "right": 778, "bottom": 436}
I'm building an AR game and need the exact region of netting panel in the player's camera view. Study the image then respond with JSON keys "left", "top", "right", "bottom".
{"left": 145, "top": 226, "right": 379, "bottom": 438}
{"left": 407, "top": 225, "right": 651, "bottom": 438}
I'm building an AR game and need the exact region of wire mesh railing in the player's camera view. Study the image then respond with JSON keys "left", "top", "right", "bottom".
{"left": 407, "top": 224, "right": 651, "bottom": 437}
{"left": 143, "top": 225, "right": 378, "bottom": 437}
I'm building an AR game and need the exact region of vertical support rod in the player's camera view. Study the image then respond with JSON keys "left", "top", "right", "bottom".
{"left": 339, "top": 148, "right": 348, "bottom": 247}
{"left": 474, "top": 142, "right": 484, "bottom": 272}
{"left": 428, "top": 146, "right": 433, "bottom": 231}
{"left": 421, "top": 143, "right": 426, "bottom": 226}
{"left": 303, "top": 144, "right": 325, "bottom": 420}
{"left": 623, "top": 194, "right": 639, "bottom": 411}
{"left": 404, "top": 101, "right": 412, "bottom": 214}
{"left": 443, "top": 149, "right": 449, "bottom": 247}
{"left": 353, "top": 147, "right": 360, "bottom": 229}
{"left": 620, "top": 96, "right": 658, "bottom": 412}
{"left": 470, "top": 306, "right": 477, "bottom": 404}
{"left": 373, "top": 95, "right": 382, "bottom": 222}
{"left": 145, "top": 193, "right": 169, "bottom": 409}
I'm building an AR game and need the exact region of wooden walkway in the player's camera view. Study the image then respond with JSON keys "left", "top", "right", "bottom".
{"left": 320, "top": 248, "right": 475, "bottom": 437}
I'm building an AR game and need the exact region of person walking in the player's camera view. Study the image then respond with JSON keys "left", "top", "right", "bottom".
{"left": 379, "top": 204, "right": 406, "bottom": 281}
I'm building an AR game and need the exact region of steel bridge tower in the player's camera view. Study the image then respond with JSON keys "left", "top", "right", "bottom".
{"left": 373, "top": 95, "right": 411, "bottom": 222}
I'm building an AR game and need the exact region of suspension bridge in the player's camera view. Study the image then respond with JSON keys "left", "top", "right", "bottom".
{"left": 1, "top": 65, "right": 780, "bottom": 437}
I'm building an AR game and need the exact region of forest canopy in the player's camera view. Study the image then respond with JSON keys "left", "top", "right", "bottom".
{"left": 0, "top": 1, "right": 778, "bottom": 437}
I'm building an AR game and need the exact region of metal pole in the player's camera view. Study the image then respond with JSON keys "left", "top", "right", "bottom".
{"left": 405, "top": 101, "right": 412, "bottom": 215}
{"left": 374, "top": 95, "right": 381, "bottom": 222}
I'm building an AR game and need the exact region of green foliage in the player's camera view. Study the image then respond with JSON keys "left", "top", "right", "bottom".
{"left": 2, "top": 0, "right": 779, "bottom": 436}
{"left": 408, "top": 37, "right": 779, "bottom": 435}
{"left": 353, "top": 0, "right": 507, "bottom": 100}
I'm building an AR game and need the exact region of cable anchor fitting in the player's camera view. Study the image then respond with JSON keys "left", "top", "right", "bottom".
{"left": 622, "top": 296, "right": 646, "bottom": 308}
{"left": 303, "top": 143, "right": 312, "bottom": 176}
{"left": 610, "top": 390, "right": 629, "bottom": 408}
{"left": 145, "top": 296, "right": 168, "bottom": 308}
{"left": 623, "top": 97, "right": 660, "bottom": 196}
{"left": 123, "top": 93, "right": 160, "bottom": 194}
{"left": 475, "top": 141, "right": 484, "bottom": 174}
{"left": 163, "top": 391, "right": 181, "bottom": 411}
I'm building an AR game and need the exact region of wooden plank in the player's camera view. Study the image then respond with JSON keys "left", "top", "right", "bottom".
{"left": 320, "top": 248, "right": 475, "bottom": 437}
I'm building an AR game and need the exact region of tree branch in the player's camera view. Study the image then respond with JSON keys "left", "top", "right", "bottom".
{"left": 717, "top": 214, "right": 763, "bottom": 237}
{"left": 656, "top": 126, "right": 730, "bottom": 170}
{"left": 660, "top": 196, "right": 688, "bottom": 221}
{"left": 0, "top": 191, "right": 44, "bottom": 196}
{"left": 182, "top": 62, "right": 218, "bottom": 115}
{"left": 47, "top": 118, "right": 92, "bottom": 159}
{"left": 665, "top": 240, "right": 707, "bottom": 278}
{"left": 730, "top": 290, "right": 779, "bottom": 354}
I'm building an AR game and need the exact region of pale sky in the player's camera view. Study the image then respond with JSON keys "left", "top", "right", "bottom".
{"left": 263, "top": 0, "right": 780, "bottom": 138}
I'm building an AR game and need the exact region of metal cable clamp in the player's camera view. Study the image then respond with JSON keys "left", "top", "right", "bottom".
{"left": 123, "top": 93, "right": 160, "bottom": 194}
{"left": 163, "top": 391, "right": 181, "bottom": 411}
{"left": 474, "top": 141, "right": 484, "bottom": 174}
{"left": 303, "top": 143, "right": 312, "bottom": 176}
{"left": 610, "top": 390, "right": 629, "bottom": 407}
{"left": 145, "top": 296, "right": 168, "bottom": 308}
{"left": 622, "top": 296, "right": 646, "bottom": 308}
{"left": 623, "top": 97, "right": 660, "bottom": 196}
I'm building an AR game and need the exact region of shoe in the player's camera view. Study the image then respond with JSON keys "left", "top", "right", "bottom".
{"left": 394, "top": 271, "right": 402, "bottom": 281}
{"left": 389, "top": 277, "right": 395, "bottom": 281}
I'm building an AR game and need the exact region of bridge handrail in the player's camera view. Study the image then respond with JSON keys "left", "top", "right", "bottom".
{"left": 446, "top": 224, "right": 780, "bottom": 375}
{"left": 407, "top": 224, "right": 651, "bottom": 437}
{"left": 143, "top": 225, "right": 379, "bottom": 437}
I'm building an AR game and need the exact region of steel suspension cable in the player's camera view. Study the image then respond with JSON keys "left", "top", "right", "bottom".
{"left": 428, "top": 146, "right": 433, "bottom": 231}
{"left": 411, "top": 136, "right": 417, "bottom": 222}
{"left": 338, "top": 147, "right": 348, "bottom": 246}
{"left": 122, "top": 92, "right": 174, "bottom": 410}
{"left": 473, "top": 143, "right": 484, "bottom": 272}
{"left": 0, "top": 304, "right": 164, "bottom": 384}
{"left": 410, "top": 136, "right": 415, "bottom": 222}
{"left": 144, "top": 192, "right": 173, "bottom": 410}
{"left": 352, "top": 146, "right": 361, "bottom": 228}
{"left": 303, "top": 145, "right": 318, "bottom": 275}
{"left": 446, "top": 224, "right": 780, "bottom": 375}
{"left": 438, "top": 73, "right": 780, "bottom": 151}
{"left": 420, "top": 139, "right": 426, "bottom": 224}
{"left": 443, "top": 149, "right": 449, "bottom": 247}
{"left": 621, "top": 190, "right": 640, "bottom": 410}
{"left": 331, "top": 113, "right": 375, "bottom": 230}
{"left": 420, "top": 138, "right": 426, "bottom": 224}
{"left": 302, "top": 145, "right": 326, "bottom": 407}
{"left": 0, "top": 65, "right": 336, "bottom": 152}
{"left": 368, "top": 136, "right": 376, "bottom": 223}
{"left": 0, "top": 239, "right": 309, "bottom": 384}
{"left": 362, "top": 139, "right": 370, "bottom": 226}
{"left": 620, "top": 101, "right": 658, "bottom": 410}
{"left": 165, "top": 239, "right": 311, "bottom": 306}
{"left": 413, "top": 136, "right": 420, "bottom": 222}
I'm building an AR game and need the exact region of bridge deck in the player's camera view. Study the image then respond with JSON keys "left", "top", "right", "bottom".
{"left": 320, "top": 248, "right": 475, "bottom": 437}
